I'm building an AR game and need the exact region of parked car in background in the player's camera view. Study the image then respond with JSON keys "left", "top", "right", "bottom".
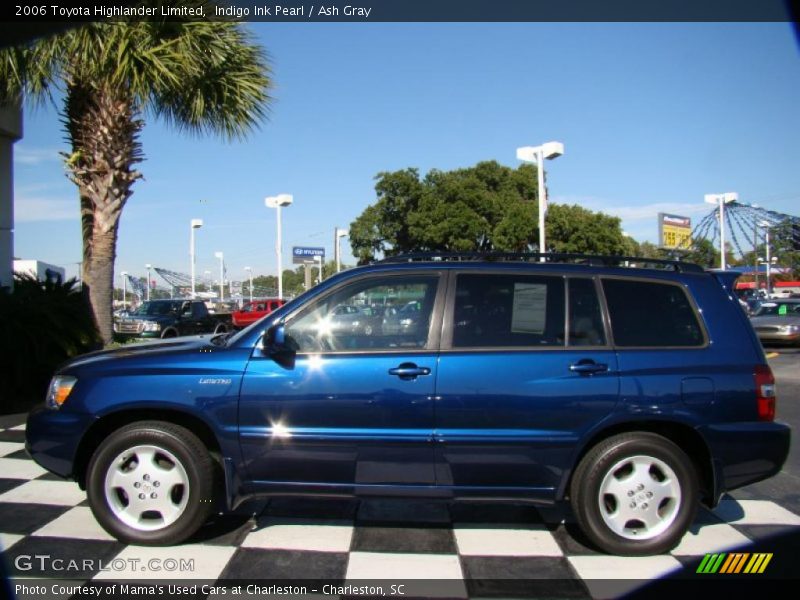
{"left": 232, "top": 298, "right": 285, "bottom": 329}
{"left": 27, "top": 253, "right": 789, "bottom": 556}
{"left": 113, "top": 299, "right": 233, "bottom": 340}
{"left": 750, "top": 299, "right": 800, "bottom": 346}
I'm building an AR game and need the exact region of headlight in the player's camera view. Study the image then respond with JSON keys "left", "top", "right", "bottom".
{"left": 46, "top": 375, "right": 77, "bottom": 410}
{"left": 143, "top": 321, "right": 161, "bottom": 332}
{"left": 785, "top": 325, "right": 800, "bottom": 333}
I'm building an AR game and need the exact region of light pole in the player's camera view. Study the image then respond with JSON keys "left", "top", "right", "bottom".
{"left": 121, "top": 271, "right": 128, "bottom": 310}
{"left": 244, "top": 266, "right": 253, "bottom": 303}
{"left": 145, "top": 263, "right": 152, "bottom": 301}
{"left": 265, "top": 194, "right": 294, "bottom": 299}
{"left": 516, "top": 141, "right": 564, "bottom": 262}
{"left": 335, "top": 228, "right": 348, "bottom": 273}
{"left": 190, "top": 219, "right": 203, "bottom": 298}
{"left": 704, "top": 193, "right": 738, "bottom": 270}
{"left": 214, "top": 251, "right": 224, "bottom": 302}
{"left": 759, "top": 221, "right": 773, "bottom": 297}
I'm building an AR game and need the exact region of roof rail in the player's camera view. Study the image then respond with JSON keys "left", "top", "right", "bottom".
{"left": 377, "top": 252, "right": 705, "bottom": 273}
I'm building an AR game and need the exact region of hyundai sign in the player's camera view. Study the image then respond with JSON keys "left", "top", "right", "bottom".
{"left": 293, "top": 246, "right": 326, "bottom": 264}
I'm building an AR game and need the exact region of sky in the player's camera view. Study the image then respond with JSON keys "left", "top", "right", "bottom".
{"left": 11, "top": 22, "right": 800, "bottom": 286}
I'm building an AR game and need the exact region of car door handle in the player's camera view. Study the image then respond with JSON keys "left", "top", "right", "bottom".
{"left": 389, "top": 363, "right": 431, "bottom": 380}
{"left": 569, "top": 360, "right": 608, "bottom": 375}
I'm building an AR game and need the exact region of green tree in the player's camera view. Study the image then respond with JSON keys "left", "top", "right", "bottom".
{"left": 683, "top": 238, "right": 720, "bottom": 268}
{"left": 1, "top": 11, "right": 272, "bottom": 342}
{"left": 350, "top": 160, "right": 629, "bottom": 261}
{"left": 545, "top": 204, "right": 629, "bottom": 255}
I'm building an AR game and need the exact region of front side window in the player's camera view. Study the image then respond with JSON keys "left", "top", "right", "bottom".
{"left": 451, "top": 274, "right": 565, "bottom": 348}
{"left": 284, "top": 276, "right": 439, "bottom": 352}
{"left": 602, "top": 278, "right": 704, "bottom": 347}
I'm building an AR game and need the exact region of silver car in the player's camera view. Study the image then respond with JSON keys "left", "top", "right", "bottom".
{"left": 750, "top": 299, "right": 800, "bottom": 346}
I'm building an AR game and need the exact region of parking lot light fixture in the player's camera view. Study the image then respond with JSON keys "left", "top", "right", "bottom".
{"left": 145, "top": 263, "right": 152, "bottom": 301}
{"left": 335, "top": 228, "right": 349, "bottom": 273}
{"left": 759, "top": 221, "right": 773, "bottom": 297}
{"left": 214, "top": 251, "right": 225, "bottom": 302}
{"left": 190, "top": 219, "right": 203, "bottom": 299}
{"left": 120, "top": 271, "right": 128, "bottom": 310}
{"left": 516, "top": 141, "right": 564, "bottom": 262}
{"left": 244, "top": 266, "right": 253, "bottom": 303}
{"left": 265, "top": 194, "right": 294, "bottom": 299}
{"left": 704, "top": 193, "right": 738, "bottom": 270}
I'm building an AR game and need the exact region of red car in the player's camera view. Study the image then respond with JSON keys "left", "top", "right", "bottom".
{"left": 232, "top": 298, "right": 285, "bottom": 328}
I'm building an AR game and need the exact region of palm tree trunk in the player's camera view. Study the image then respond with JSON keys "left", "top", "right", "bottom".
{"left": 64, "top": 81, "right": 142, "bottom": 343}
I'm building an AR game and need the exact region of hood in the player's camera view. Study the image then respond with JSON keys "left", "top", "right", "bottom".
{"left": 61, "top": 335, "right": 217, "bottom": 372}
{"left": 121, "top": 314, "right": 175, "bottom": 324}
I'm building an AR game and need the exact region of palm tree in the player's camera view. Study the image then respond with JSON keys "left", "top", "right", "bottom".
{"left": 1, "top": 15, "right": 271, "bottom": 342}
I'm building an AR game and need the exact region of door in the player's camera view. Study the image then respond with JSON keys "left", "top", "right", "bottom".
{"left": 239, "top": 272, "right": 444, "bottom": 487}
{"left": 434, "top": 273, "right": 619, "bottom": 498}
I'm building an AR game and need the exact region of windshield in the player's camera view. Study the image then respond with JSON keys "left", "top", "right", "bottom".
{"left": 754, "top": 302, "right": 800, "bottom": 317}
{"left": 131, "top": 302, "right": 180, "bottom": 317}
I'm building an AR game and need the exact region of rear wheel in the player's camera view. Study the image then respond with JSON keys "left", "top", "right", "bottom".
{"left": 570, "top": 432, "right": 698, "bottom": 556}
{"left": 86, "top": 421, "right": 215, "bottom": 545}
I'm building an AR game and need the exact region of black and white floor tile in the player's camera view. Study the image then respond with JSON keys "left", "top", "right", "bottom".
{"left": 1, "top": 415, "right": 798, "bottom": 598}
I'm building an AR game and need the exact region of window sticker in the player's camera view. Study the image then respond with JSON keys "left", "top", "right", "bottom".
{"left": 511, "top": 283, "right": 547, "bottom": 333}
{"left": 778, "top": 304, "right": 788, "bottom": 315}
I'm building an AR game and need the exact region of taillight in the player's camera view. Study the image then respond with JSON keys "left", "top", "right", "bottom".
{"left": 754, "top": 364, "right": 776, "bottom": 422}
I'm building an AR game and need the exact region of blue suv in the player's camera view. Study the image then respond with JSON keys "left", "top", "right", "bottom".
{"left": 26, "top": 253, "right": 790, "bottom": 555}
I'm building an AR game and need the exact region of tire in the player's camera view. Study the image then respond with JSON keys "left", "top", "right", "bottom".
{"left": 86, "top": 421, "right": 216, "bottom": 545}
{"left": 570, "top": 432, "right": 698, "bottom": 556}
{"left": 214, "top": 323, "right": 228, "bottom": 334}
{"left": 161, "top": 329, "right": 178, "bottom": 338}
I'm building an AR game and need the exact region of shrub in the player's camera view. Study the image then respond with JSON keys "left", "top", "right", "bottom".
{"left": 0, "top": 273, "right": 101, "bottom": 414}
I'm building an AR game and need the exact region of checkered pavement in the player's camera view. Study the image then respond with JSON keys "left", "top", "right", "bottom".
{"left": 1, "top": 414, "right": 799, "bottom": 599}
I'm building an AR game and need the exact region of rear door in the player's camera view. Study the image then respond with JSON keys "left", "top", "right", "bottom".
{"left": 434, "top": 271, "right": 619, "bottom": 499}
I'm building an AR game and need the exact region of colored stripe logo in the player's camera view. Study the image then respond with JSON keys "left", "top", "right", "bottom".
{"left": 696, "top": 553, "right": 773, "bottom": 574}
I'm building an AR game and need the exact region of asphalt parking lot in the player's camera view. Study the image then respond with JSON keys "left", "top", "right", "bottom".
{"left": 1, "top": 349, "right": 798, "bottom": 599}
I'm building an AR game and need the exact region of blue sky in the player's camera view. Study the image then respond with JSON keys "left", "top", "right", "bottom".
{"left": 12, "top": 22, "right": 800, "bottom": 285}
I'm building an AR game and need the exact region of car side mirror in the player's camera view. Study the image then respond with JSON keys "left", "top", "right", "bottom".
{"left": 263, "top": 323, "right": 295, "bottom": 368}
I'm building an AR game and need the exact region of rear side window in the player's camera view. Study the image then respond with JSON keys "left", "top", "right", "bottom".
{"left": 568, "top": 278, "right": 606, "bottom": 346}
{"left": 452, "top": 274, "right": 565, "bottom": 348}
{"left": 602, "top": 279, "right": 704, "bottom": 347}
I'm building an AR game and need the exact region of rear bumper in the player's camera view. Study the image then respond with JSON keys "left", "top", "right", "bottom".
{"left": 25, "top": 407, "right": 96, "bottom": 479}
{"left": 700, "top": 421, "right": 791, "bottom": 504}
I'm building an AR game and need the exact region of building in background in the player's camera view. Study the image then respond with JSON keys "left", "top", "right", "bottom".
{"left": 13, "top": 259, "right": 66, "bottom": 283}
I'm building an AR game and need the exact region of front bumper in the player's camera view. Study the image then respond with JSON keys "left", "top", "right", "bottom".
{"left": 25, "top": 406, "right": 96, "bottom": 479}
{"left": 701, "top": 421, "right": 791, "bottom": 504}
{"left": 755, "top": 332, "right": 800, "bottom": 344}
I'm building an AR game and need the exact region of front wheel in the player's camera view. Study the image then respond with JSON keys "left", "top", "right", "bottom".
{"left": 86, "top": 421, "right": 216, "bottom": 545}
{"left": 570, "top": 432, "right": 698, "bottom": 556}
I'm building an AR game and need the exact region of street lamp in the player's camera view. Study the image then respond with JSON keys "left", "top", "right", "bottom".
{"left": 265, "top": 193, "right": 294, "bottom": 299}
{"left": 759, "top": 221, "right": 774, "bottom": 298}
{"left": 214, "top": 251, "right": 225, "bottom": 302}
{"left": 190, "top": 219, "right": 203, "bottom": 298}
{"left": 704, "top": 193, "right": 738, "bottom": 270}
{"left": 145, "top": 263, "right": 152, "bottom": 301}
{"left": 121, "top": 271, "right": 128, "bottom": 310}
{"left": 244, "top": 266, "right": 253, "bottom": 303}
{"left": 335, "top": 228, "right": 349, "bottom": 273}
{"left": 516, "top": 141, "right": 564, "bottom": 262}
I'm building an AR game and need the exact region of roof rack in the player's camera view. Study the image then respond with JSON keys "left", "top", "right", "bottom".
{"left": 377, "top": 252, "right": 705, "bottom": 273}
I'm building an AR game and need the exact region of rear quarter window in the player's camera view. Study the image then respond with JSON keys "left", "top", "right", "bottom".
{"left": 602, "top": 278, "right": 705, "bottom": 347}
